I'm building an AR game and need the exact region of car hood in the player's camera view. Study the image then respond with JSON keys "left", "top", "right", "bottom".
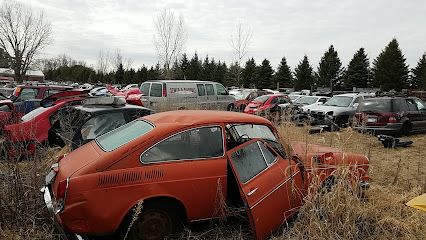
{"left": 303, "top": 104, "right": 350, "bottom": 115}
{"left": 290, "top": 142, "right": 368, "bottom": 166}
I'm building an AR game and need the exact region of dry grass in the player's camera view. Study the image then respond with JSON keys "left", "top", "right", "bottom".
{"left": 1, "top": 121, "right": 425, "bottom": 239}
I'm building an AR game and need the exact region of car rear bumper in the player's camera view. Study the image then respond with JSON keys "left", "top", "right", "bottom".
{"left": 41, "top": 186, "right": 85, "bottom": 240}
{"left": 353, "top": 123, "right": 402, "bottom": 136}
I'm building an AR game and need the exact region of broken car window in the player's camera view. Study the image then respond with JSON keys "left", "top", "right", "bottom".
{"left": 141, "top": 126, "right": 223, "bottom": 163}
{"left": 81, "top": 112, "right": 127, "bottom": 140}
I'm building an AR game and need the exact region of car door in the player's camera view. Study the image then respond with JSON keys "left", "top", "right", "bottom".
{"left": 215, "top": 83, "right": 231, "bottom": 110}
{"left": 205, "top": 84, "right": 216, "bottom": 107}
{"left": 196, "top": 84, "right": 208, "bottom": 109}
{"left": 227, "top": 139, "right": 303, "bottom": 239}
{"left": 413, "top": 98, "right": 426, "bottom": 130}
{"left": 405, "top": 99, "right": 422, "bottom": 131}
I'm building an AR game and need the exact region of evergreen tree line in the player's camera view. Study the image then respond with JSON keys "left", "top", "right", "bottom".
{"left": 38, "top": 38, "right": 426, "bottom": 91}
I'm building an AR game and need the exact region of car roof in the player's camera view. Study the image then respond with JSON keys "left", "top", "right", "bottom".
{"left": 144, "top": 110, "right": 271, "bottom": 127}
{"left": 17, "top": 85, "right": 72, "bottom": 89}
{"left": 335, "top": 93, "right": 373, "bottom": 97}
{"left": 143, "top": 80, "right": 218, "bottom": 84}
{"left": 74, "top": 104, "right": 150, "bottom": 113}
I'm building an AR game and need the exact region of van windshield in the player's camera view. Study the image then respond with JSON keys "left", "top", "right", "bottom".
{"left": 96, "top": 120, "right": 154, "bottom": 151}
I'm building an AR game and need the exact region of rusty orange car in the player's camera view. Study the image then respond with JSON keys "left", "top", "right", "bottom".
{"left": 41, "top": 110, "right": 370, "bottom": 240}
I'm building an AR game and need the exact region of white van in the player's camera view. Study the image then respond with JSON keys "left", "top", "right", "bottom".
{"left": 140, "top": 80, "right": 236, "bottom": 111}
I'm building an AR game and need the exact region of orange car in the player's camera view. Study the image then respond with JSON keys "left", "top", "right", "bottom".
{"left": 41, "top": 110, "right": 370, "bottom": 240}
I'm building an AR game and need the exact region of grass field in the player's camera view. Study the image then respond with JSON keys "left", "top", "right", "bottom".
{"left": 1, "top": 123, "right": 425, "bottom": 240}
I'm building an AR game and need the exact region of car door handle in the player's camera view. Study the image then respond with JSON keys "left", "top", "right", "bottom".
{"left": 247, "top": 188, "right": 258, "bottom": 196}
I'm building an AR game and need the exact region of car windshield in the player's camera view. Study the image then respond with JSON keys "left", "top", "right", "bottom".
{"left": 289, "top": 95, "right": 301, "bottom": 101}
{"left": 234, "top": 91, "right": 251, "bottom": 100}
{"left": 96, "top": 120, "right": 154, "bottom": 151}
{"left": 324, "top": 96, "right": 353, "bottom": 107}
{"left": 358, "top": 99, "right": 392, "bottom": 112}
{"left": 232, "top": 124, "right": 277, "bottom": 141}
{"left": 253, "top": 95, "right": 270, "bottom": 103}
{"left": 21, "top": 106, "right": 51, "bottom": 122}
{"left": 296, "top": 96, "right": 318, "bottom": 105}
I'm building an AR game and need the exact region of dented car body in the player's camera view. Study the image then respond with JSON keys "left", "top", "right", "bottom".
{"left": 41, "top": 110, "right": 370, "bottom": 240}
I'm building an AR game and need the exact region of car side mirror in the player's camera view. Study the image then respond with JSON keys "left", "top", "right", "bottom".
{"left": 353, "top": 103, "right": 359, "bottom": 108}
{"left": 317, "top": 102, "right": 323, "bottom": 105}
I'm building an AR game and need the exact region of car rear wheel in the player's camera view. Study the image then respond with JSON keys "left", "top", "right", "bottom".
{"left": 399, "top": 122, "right": 411, "bottom": 137}
{"left": 127, "top": 205, "right": 178, "bottom": 240}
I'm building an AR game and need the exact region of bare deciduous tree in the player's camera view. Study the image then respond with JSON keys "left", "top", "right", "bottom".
{"left": 0, "top": 0, "right": 52, "bottom": 82}
{"left": 96, "top": 50, "right": 110, "bottom": 74}
{"left": 231, "top": 22, "right": 252, "bottom": 86}
{"left": 153, "top": 9, "right": 187, "bottom": 79}
{"left": 96, "top": 49, "right": 133, "bottom": 74}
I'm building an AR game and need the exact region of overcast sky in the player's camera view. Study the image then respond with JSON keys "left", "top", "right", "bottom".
{"left": 17, "top": 0, "right": 426, "bottom": 70}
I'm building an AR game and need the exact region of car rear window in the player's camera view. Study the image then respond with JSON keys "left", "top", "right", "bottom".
{"left": 254, "top": 95, "right": 270, "bottom": 103}
{"left": 358, "top": 99, "right": 392, "bottom": 112}
{"left": 96, "top": 120, "right": 154, "bottom": 151}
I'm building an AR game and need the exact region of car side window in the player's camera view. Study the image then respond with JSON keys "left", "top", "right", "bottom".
{"left": 230, "top": 141, "right": 275, "bottom": 183}
{"left": 406, "top": 99, "right": 418, "bottom": 111}
{"left": 140, "top": 83, "right": 150, "bottom": 95}
{"left": 18, "top": 88, "right": 38, "bottom": 101}
{"left": 271, "top": 97, "right": 278, "bottom": 104}
{"left": 319, "top": 98, "right": 328, "bottom": 103}
{"left": 81, "top": 112, "right": 127, "bottom": 140}
{"left": 414, "top": 99, "right": 426, "bottom": 111}
{"left": 141, "top": 126, "right": 224, "bottom": 163}
{"left": 197, "top": 84, "right": 206, "bottom": 96}
{"left": 205, "top": 84, "right": 214, "bottom": 95}
{"left": 215, "top": 84, "right": 227, "bottom": 95}
{"left": 150, "top": 83, "right": 162, "bottom": 97}
{"left": 278, "top": 97, "right": 288, "bottom": 104}
{"left": 353, "top": 97, "right": 361, "bottom": 104}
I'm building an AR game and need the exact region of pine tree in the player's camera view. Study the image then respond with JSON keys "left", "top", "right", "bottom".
{"left": 214, "top": 61, "right": 227, "bottom": 84}
{"left": 115, "top": 63, "right": 124, "bottom": 83}
{"left": 255, "top": 59, "right": 274, "bottom": 89}
{"left": 241, "top": 58, "right": 256, "bottom": 88}
{"left": 317, "top": 45, "right": 344, "bottom": 91}
{"left": 274, "top": 56, "right": 293, "bottom": 88}
{"left": 412, "top": 53, "right": 426, "bottom": 90}
{"left": 372, "top": 39, "right": 409, "bottom": 91}
{"left": 343, "top": 48, "right": 370, "bottom": 89}
{"left": 187, "top": 52, "right": 202, "bottom": 80}
{"left": 225, "top": 63, "right": 239, "bottom": 87}
{"left": 294, "top": 55, "right": 315, "bottom": 90}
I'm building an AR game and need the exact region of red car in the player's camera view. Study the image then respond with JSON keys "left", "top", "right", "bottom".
{"left": 3, "top": 96, "right": 85, "bottom": 157}
{"left": 244, "top": 94, "right": 290, "bottom": 115}
{"left": 106, "top": 84, "right": 144, "bottom": 106}
{"left": 10, "top": 84, "right": 73, "bottom": 102}
{"left": 233, "top": 89, "right": 273, "bottom": 112}
{"left": 42, "top": 110, "right": 369, "bottom": 240}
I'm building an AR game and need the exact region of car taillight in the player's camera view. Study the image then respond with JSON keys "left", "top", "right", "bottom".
{"left": 388, "top": 116, "right": 398, "bottom": 123}
{"left": 55, "top": 178, "right": 69, "bottom": 213}
{"left": 162, "top": 83, "right": 167, "bottom": 97}
{"left": 57, "top": 178, "right": 69, "bottom": 200}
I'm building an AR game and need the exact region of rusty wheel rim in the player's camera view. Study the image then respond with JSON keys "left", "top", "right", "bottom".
{"left": 132, "top": 209, "right": 173, "bottom": 240}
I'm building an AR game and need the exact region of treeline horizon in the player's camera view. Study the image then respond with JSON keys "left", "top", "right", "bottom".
{"left": 38, "top": 38, "right": 426, "bottom": 91}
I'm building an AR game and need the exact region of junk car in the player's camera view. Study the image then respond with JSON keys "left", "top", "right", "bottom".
{"left": 2, "top": 95, "right": 87, "bottom": 157}
{"left": 233, "top": 89, "right": 274, "bottom": 112}
{"left": 41, "top": 110, "right": 370, "bottom": 240}
{"left": 48, "top": 97, "right": 153, "bottom": 150}
{"left": 353, "top": 97, "right": 426, "bottom": 136}
{"left": 303, "top": 93, "right": 374, "bottom": 127}
{"left": 244, "top": 94, "right": 291, "bottom": 116}
{"left": 10, "top": 84, "right": 73, "bottom": 102}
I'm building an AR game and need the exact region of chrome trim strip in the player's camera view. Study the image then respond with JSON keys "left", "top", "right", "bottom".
{"left": 139, "top": 125, "right": 226, "bottom": 165}
{"left": 250, "top": 170, "right": 300, "bottom": 210}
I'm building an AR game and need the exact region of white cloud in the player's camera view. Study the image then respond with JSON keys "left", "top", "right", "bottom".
{"left": 17, "top": 0, "right": 426, "bottom": 69}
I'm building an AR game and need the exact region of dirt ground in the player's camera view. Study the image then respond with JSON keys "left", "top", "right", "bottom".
{"left": 1, "top": 124, "right": 425, "bottom": 239}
